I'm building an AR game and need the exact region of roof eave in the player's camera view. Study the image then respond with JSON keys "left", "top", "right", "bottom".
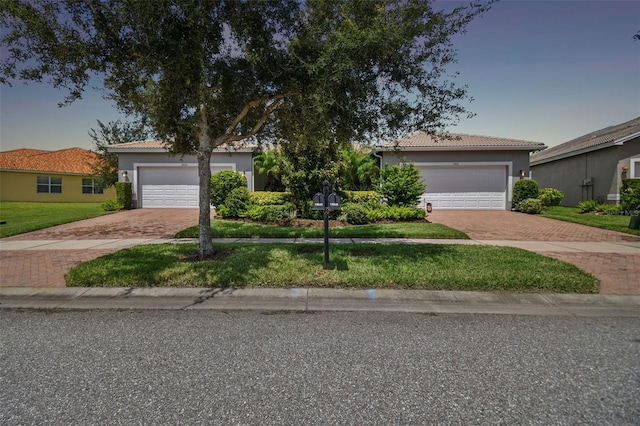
{"left": 377, "top": 145, "right": 547, "bottom": 152}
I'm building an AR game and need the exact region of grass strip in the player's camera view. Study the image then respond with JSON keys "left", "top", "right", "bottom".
{"left": 0, "top": 202, "right": 112, "bottom": 238}
{"left": 175, "top": 220, "right": 469, "bottom": 239}
{"left": 541, "top": 206, "right": 640, "bottom": 236}
{"left": 66, "top": 243, "right": 598, "bottom": 293}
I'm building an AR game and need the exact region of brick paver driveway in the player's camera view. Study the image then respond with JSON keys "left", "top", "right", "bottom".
{"left": 1, "top": 209, "right": 202, "bottom": 288}
{"left": 430, "top": 210, "right": 640, "bottom": 295}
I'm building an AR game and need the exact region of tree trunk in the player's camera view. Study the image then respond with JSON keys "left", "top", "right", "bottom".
{"left": 197, "top": 148, "right": 214, "bottom": 259}
{"left": 197, "top": 102, "right": 214, "bottom": 260}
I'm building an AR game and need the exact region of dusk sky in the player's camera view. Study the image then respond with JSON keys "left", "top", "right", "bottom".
{"left": 1, "top": 0, "right": 639, "bottom": 152}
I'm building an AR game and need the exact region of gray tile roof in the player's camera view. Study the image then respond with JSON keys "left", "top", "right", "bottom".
{"left": 108, "top": 139, "right": 255, "bottom": 152}
{"left": 382, "top": 132, "right": 546, "bottom": 151}
{"left": 530, "top": 116, "right": 640, "bottom": 164}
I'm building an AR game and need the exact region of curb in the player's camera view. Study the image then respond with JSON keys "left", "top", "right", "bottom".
{"left": 1, "top": 287, "right": 639, "bottom": 317}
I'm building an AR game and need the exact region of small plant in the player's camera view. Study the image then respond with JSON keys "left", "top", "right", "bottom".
{"left": 249, "top": 191, "right": 294, "bottom": 206}
{"left": 538, "top": 187, "right": 563, "bottom": 207}
{"left": 383, "top": 206, "right": 426, "bottom": 221}
{"left": 515, "top": 198, "right": 543, "bottom": 214}
{"left": 512, "top": 179, "right": 539, "bottom": 208}
{"left": 210, "top": 170, "right": 247, "bottom": 208}
{"left": 577, "top": 200, "right": 600, "bottom": 213}
{"left": 101, "top": 199, "right": 121, "bottom": 211}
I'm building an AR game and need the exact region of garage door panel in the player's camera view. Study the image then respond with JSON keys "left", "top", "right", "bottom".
{"left": 418, "top": 166, "right": 507, "bottom": 210}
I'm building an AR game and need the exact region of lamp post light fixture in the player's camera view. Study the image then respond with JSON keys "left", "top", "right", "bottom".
{"left": 121, "top": 170, "right": 128, "bottom": 181}
{"left": 519, "top": 170, "right": 526, "bottom": 180}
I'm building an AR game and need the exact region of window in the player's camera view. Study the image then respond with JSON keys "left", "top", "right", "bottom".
{"left": 37, "top": 176, "right": 62, "bottom": 194}
{"left": 82, "top": 178, "right": 104, "bottom": 194}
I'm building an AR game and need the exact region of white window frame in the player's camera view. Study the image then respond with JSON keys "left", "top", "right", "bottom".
{"left": 37, "top": 176, "right": 62, "bottom": 194}
{"left": 631, "top": 158, "right": 640, "bottom": 179}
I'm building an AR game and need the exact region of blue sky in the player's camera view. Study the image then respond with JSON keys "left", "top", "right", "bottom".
{"left": 1, "top": 0, "right": 639, "bottom": 152}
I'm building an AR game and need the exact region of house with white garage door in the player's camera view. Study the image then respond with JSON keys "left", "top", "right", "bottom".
{"left": 378, "top": 133, "right": 546, "bottom": 210}
{"left": 109, "top": 140, "right": 254, "bottom": 208}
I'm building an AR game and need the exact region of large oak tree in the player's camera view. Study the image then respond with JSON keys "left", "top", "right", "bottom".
{"left": 1, "top": 0, "right": 491, "bottom": 258}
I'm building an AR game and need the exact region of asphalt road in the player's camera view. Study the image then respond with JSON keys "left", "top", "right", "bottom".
{"left": 1, "top": 310, "right": 639, "bottom": 425}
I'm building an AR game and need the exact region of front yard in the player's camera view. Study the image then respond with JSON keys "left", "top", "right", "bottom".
{"left": 0, "top": 202, "right": 112, "bottom": 238}
{"left": 65, "top": 242, "right": 598, "bottom": 293}
{"left": 541, "top": 206, "right": 640, "bottom": 236}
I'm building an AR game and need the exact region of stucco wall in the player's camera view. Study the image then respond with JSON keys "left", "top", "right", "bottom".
{"left": 0, "top": 171, "right": 116, "bottom": 202}
{"left": 116, "top": 151, "right": 254, "bottom": 172}
{"left": 531, "top": 139, "right": 640, "bottom": 206}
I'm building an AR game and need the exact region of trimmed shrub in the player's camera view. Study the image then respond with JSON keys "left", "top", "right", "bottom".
{"left": 594, "top": 203, "right": 624, "bottom": 215}
{"left": 249, "top": 191, "right": 294, "bottom": 206}
{"left": 538, "top": 187, "right": 563, "bottom": 207}
{"left": 515, "top": 198, "right": 543, "bottom": 214}
{"left": 101, "top": 199, "right": 121, "bottom": 211}
{"left": 375, "top": 163, "right": 426, "bottom": 207}
{"left": 512, "top": 179, "right": 539, "bottom": 208}
{"left": 210, "top": 170, "right": 247, "bottom": 207}
{"left": 219, "top": 187, "right": 250, "bottom": 218}
{"left": 341, "top": 203, "right": 369, "bottom": 225}
{"left": 342, "top": 190, "right": 381, "bottom": 204}
{"left": 383, "top": 206, "right": 426, "bottom": 221}
{"left": 621, "top": 178, "right": 640, "bottom": 212}
{"left": 245, "top": 205, "right": 295, "bottom": 222}
{"left": 116, "top": 182, "right": 132, "bottom": 210}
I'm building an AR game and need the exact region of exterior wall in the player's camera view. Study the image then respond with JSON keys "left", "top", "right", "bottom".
{"left": 0, "top": 170, "right": 116, "bottom": 202}
{"left": 531, "top": 138, "right": 640, "bottom": 206}
{"left": 116, "top": 151, "right": 253, "bottom": 172}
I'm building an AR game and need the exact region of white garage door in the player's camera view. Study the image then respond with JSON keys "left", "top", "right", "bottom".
{"left": 418, "top": 165, "right": 507, "bottom": 210}
{"left": 139, "top": 166, "right": 233, "bottom": 208}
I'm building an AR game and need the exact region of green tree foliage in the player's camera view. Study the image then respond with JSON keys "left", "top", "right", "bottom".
{"left": 1, "top": 0, "right": 491, "bottom": 258}
{"left": 89, "top": 120, "right": 151, "bottom": 188}
{"left": 254, "top": 150, "right": 285, "bottom": 191}
{"left": 340, "top": 146, "right": 379, "bottom": 191}
{"left": 210, "top": 171, "right": 247, "bottom": 208}
{"left": 375, "top": 163, "right": 426, "bottom": 207}
{"left": 512, "top": 179, "right": 539, "bottom": 208}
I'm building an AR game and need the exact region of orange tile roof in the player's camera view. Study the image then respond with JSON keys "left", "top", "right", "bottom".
{"left": 0, "top": 147, "right": 100, "bottom": 174}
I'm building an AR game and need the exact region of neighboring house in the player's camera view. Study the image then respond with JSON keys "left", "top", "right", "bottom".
{"left": 0, "top": 148, "right": 115, "bottom": 202}
{"left": 378, "top": 133, "right": 546, "bottom": 210}
{"left": 530, "top": 117, "right": 640, "bottom": 207}
{"left": 108, "top": 140, "right": 254, "bottom": 208}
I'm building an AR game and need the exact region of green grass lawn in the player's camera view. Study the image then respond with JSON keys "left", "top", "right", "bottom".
{"left": 541, "top": 206, "right": 640, "bottom": 236}
{"left": 66, "top": 242, "right": 598, "bottom": 293}
{"left": 176, "top": 219, "right": 469, "bottom": 239}
{"left": 0, "top": 202, "right": 112, "bottom": 238}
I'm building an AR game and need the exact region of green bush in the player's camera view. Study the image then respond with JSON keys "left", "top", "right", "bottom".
{"left": 341, "top": 203, "right": 369, "bottom": 225}
{"left": 577, "top": 200, "right": 600, "bottom": 213}
{"left": 383, "top": 206, "right": 426, "bottom": 221}
{"left": 594, "top": 203, "right": 624, "bottom": 215}
{"left": 512, "top": 179, "right": 539, "bottom": 208}
{"left": 116, "top": 182, "right": 132, "bottom": 210}
{"left": 101, "top": 199, "right": 121, "bottom": 211}
{"left": 218, "top": 187, "right": 250, "bottom": 218}
{"left": 249, "top": 191, "right": 294, "bottom": 206}
{"left": 245, "top": 204, "right": 295, "bottom": 222}
{"left": 621, "top": 178, "right": 640, "bottom": 212}
{"left": 375, "top": 163, "right": 426, "bottom": 207}
{"left": 342, "top": 190, "right": 381, "bottom": 204}
{"left": 515, "top": 198, "right": 543, "bottom": 214}
{"left": 538, "top": 187, "right": 563, "bottom": 207}
{"left": 210, "top": 170, "right": 247, "bottom": 207}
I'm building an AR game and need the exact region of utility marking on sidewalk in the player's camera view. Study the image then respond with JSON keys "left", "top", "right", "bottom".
{"left": 368, "top": 289, "right": 377, "bottom": 301}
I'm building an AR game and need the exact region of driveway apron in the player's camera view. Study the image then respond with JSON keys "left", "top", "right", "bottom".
{"left": 1, "top": 209, "right": 639, "bottom": 294}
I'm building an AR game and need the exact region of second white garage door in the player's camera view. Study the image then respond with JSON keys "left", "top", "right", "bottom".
{"left": 418, "top": 165, "right": 507, "bottom": 210}
{"left": 139, "top": 165, "right": 233, "bottom": 208}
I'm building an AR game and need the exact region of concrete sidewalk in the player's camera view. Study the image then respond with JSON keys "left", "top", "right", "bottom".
{"left": 3, "top": 237, "right": 640, "bottom": 253}
{"left": 2, "top": 287, "right": 639, "bottom": 317}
